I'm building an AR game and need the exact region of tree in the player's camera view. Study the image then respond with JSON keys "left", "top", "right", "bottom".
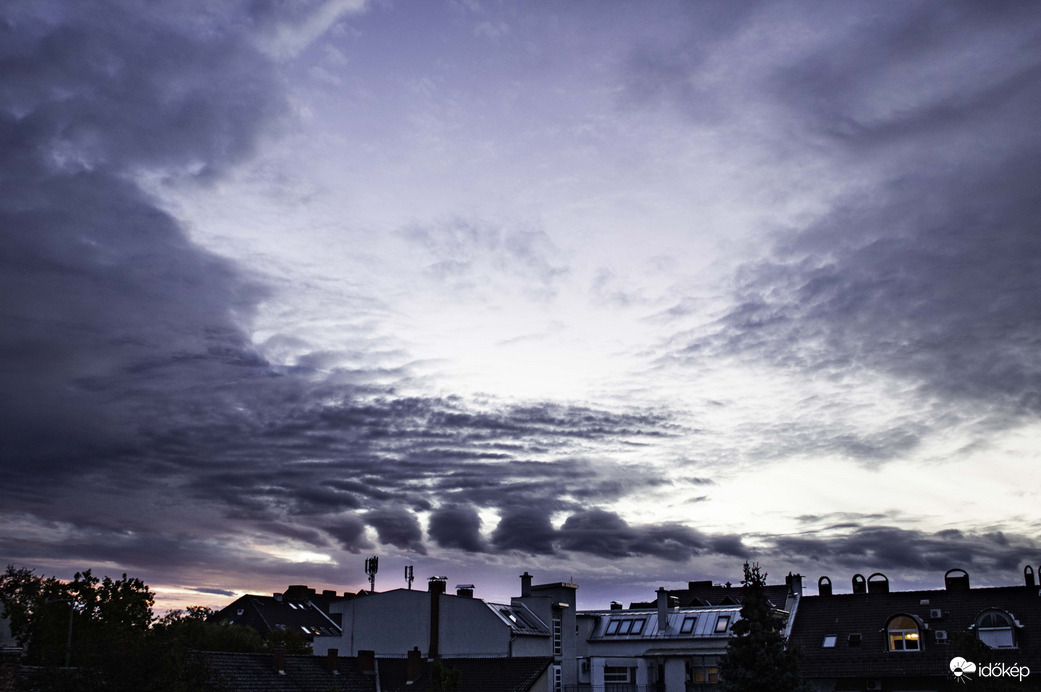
{"left": 0, "top": 565, "right": 222, "bottom": 691}
{"left": 718, "top": 562, "right": 809, "bottom": 692}
{"left": 430, "top": 659, "right": 461, "bottom": 692}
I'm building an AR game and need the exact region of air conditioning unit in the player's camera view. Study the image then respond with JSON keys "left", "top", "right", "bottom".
{"left": 935, "top": 630, "right": 948, "bottom": 641}
{"left": 930, "top": 608, "right": 943, "bottom": 619}
{"left": 866, "top": 680, "right": 882, "bottom": 691}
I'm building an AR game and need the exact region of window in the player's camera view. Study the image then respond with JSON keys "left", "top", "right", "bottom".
{"left": 848, "top": 633, "right": 862, "bottom": 647}
{"left": 680, "top": 616, "right": 697, "bottom": 634}
{"left": 887, "top": 615, "right": 921, "bottom": 651}
{"left": 552, "top": 664, "right": 562, "bottom": 692}
{"left": 604, "top": 666, "right": 635, "bottom": 684}
{"left": 822, "top": 634, "right": 837, "bottom": 648}
{"left": 977, "top": 610, "right": 1015, "bottom": 649}
{"left": 605, "top": 618, "right": 645, "bottom": 635}
{"left": 714, "top": 616, "right": 731, "bottom": 633}
{"left": 692, "top": 666, "right": 719, "bottom": 684}
{"left": 553, "top": 617, "right": 562, "bottom": 655}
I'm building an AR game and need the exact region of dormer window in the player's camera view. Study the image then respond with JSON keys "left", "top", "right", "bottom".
{"left": 605, "top": 618, "right": 646, "bottom": 635}
{"left": 976, "top": 610, "right": 1015, "bottom": 649}
{"left": 887, "top": 615, "right": 921, "bottom": 651}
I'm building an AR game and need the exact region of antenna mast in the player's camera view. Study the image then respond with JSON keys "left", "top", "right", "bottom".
{"left": 405, "top": 564, "right": 414, "bottom": 590}
{"left": 364, "top": 556, "right": 379, "bottom": 593}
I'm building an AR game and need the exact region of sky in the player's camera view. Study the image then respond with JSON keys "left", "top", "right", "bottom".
{"left": 3, "top": 0, "right": 1041, "bottom": 613}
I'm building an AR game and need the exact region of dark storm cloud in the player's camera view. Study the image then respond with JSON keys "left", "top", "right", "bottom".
{"left": 769, "top": 525, "right": 1035, "bottom": 577}
{"left": 0, "top": 0, "right": 278, "bottom": 480}
{"left": 365, "top": 509, "right": 426, "bottom": 555}
{"left": 556, "top": 509, "right": 743, "bottom": 562}
{"left": 650, "top": 3, "right": 1041, "bottom": 446}
{"left": 485, "top": 507, "right": 744, "bottom": 562}
{"left": 428, "top": 505, "right": 485, "bottom": 553}
{"left": 191, "top": 587, "right": 236, "bottom": 597}
{"left": 324, "top": 514, "right": 373, "bottom": 553}
{"left": 491, "top": 508, "right": 558, "bottom": 555}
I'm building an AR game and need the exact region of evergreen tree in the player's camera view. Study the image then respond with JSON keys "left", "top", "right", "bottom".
{"left": 719, "top": 562, "right": 808, "bottom": 692}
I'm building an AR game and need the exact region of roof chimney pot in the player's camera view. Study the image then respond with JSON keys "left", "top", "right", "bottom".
{"left": 520, "top": 571, "right": 533, "bottom": 598}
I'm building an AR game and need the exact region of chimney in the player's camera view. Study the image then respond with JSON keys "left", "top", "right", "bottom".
{"left": 785, "top": 573, "right": 803, "bottom": 598}
{"left": 852, "top": 574, "right": 866, "bottom": 594}
{"left": 322, "top": 589, "right": 336, "bottom": 598}
{"left": 520, "top": 571, "right": 533, "bottom": 598}
{"left": 272, "top": 647, "right": 286, "bottom": 676}
{"left": 867, "top": 573, "right": 889, "bottom": 594}
{"left": 610, "top": 601, "right": 623, "bottom": 610}
{"left": 1026, "top": 566, "right": 1036, "bottom": 588}
{"left": 358, "top": 650, "right": 375, "bottom": 675}
{"left": 407, "top": 647, "right": 422, "bottom": 683}
{"left": 326, "top": 648, "right": 339, "bottom": 674}
{"left": 455, "top": 584, "right": 474, "bottom": 598}
{"left": 656, "top": 587, "right": 669, "bottom": 632}
{"left": 429, "top": 577, "right": 446, "bottom": 658}
{"left": 945, "top": 568, "right": 970, "bottom": 591}
{"left": 818, "top": 576, "right": 832, "bottom": 597}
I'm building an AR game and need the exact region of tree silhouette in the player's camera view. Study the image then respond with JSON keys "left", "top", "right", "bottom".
{"left": 719, "top": 562, "right": 808, "bottom": 692}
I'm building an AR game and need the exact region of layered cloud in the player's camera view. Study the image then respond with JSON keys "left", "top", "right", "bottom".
{"left": 2, "top": 0, "right": 1041, "bottom": 607}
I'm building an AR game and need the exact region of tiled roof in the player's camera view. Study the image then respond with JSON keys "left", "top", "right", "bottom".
{"left": 790, "top": 584, "right": 1041, "bottom": 680}
{"left": 629, "top": 582, "right": 791, "bottom": 609}
{"left": 197, "top": 652, "right": 375, "bottom": 692}
{"left": 377, "top": 656, "right": 552, "bottom": 692}
{"left": 210, "top": 595, "right": 342, "bottom": 638}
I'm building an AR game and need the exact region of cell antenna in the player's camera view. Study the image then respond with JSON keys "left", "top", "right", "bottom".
{"left": 364, "top": 556, "right": 379, "bottom": 593}
{"left": 405, "top": 564, "right": 414, "bottom": 590}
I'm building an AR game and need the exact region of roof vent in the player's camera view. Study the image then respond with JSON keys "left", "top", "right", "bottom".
{"left": 1025, "top": 566, "right": 1036, "bottom": 588}
{"left": 867, "top": 573, "right": 889, "bottom": 594}
{"left": 852, "top": 574, "right": 867, "bottom": 594}
{"left": 945, "top": 568, "right": 970, "bottom": 591}
{"left": 818, "top": 576, "right": 832, "bottom": 597}
{"left": 610, "top": 601, "right": 623, "bottom": 610}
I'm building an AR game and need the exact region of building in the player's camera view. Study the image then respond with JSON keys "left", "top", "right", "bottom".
{"left": 573, "top": 574, "right": 803, "bottom": 692}
{"left": 197, "top": 648, "right": 550, "bottom": 692}
{"left": 313, "top": 572, "right": 577, "bottom": 692}
{"left": 789, "top": 566, "right": 1041, "bottom": 692}
{"left": 210, "top": 584, "right": 350, "bottom": 641}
